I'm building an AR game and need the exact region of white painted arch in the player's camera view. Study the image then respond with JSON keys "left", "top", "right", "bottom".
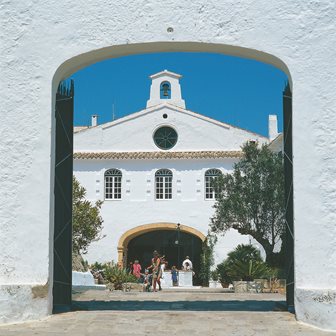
{"left": 1, "top": 1, "right": 336, "bottom": 331}
{"left": 51, "top": 40, "right": 294, "bottom": 307}
{"left": 53, "top": 41, "right": 292, "bottom": 87}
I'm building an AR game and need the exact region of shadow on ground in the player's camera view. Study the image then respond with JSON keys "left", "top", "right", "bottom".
{"left": 72, "top": 300, "right": 287, "bottom": 312}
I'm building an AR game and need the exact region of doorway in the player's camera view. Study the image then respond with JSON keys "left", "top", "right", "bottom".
{"left": 52, "top": 43, "right": 293, "bottom": 312}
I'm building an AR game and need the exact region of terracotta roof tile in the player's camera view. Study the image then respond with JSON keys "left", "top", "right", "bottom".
{"left": 73, "top": 151, "right": 243, "bottom": 160}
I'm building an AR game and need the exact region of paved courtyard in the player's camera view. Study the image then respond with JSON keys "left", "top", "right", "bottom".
{"left": 0, "top": 290, "right": 334, "bottom": 335}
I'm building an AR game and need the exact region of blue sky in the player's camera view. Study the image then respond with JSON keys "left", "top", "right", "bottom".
{"left": 70, "top": 52, "right": 287, "bottom": 137}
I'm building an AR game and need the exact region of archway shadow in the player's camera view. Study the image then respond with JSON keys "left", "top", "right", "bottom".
{"left": 72, "top": 299, "right": 287, "bottom": 312}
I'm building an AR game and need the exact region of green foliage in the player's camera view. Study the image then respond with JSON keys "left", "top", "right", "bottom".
{"left": 199, "top": 233, "right": 217, "bottom": 286}
{"left": 103, "top": 263, "right": 138, "bottom": 290}
{"left": 227, "top": 244, "right": 263, "bottom": 264}
{"left": 226, "top": 259, "right": 271, "bottom": 281}
{"left": 72, "top": 176, "right": 105, "bottom": 254}
{"left": 82, "top": 259, "right": 89, "bottom": 269}
{"left": 89, "top": 261, "right": 137, "bottom": 289}
{"left": 90, "top": 261, "right": 106, "bottom": 271}
{"left": 216, "top": 244, "right": 271, "bottom": 283}
{"left": 211, "top": 141, "right": 286, "bottom": 267}
{"left": 210, "top": 270, "right": 219, "bottom": 281}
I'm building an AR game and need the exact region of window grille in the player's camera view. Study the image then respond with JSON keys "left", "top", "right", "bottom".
{"left": 205, "top": 169, "right": 222, "bottom": 199}
{"left": 155, "top": 169, "right": 172, "bottom": 199}
{"left": 105, "top": 169, "right": 122, "bottom": 199}
{"left": 153, "top": 126, "right": 178, "bottom": 150}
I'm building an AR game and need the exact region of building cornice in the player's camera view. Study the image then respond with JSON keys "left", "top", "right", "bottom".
{"left": 73, "top": 150, "right": 243, "bottom": 160}
{"left": 149, "top": 70, "right": 182, "bottom": 79}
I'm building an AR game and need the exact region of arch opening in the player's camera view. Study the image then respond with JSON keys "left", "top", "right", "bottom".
{"left": 52, "top": 42, "right": 292, "bottom": 89}
{"left": 127, "top": 230, "right": 203, "bottom": 285}
{"left": 118, "top": 223, "right": 205, "bottom": 285}
{"left": 52, "top": 41, "right": 293, "bottom": 312}
{"left": 160, "top": 81, "right": 171, "bottom": 99}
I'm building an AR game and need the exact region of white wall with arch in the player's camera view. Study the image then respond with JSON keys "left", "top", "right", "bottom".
{"left": 1, "top": 0, "right": 336, "bottom": 331}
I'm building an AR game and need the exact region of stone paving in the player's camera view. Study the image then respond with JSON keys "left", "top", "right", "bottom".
{"left": 0, "top": 290, "right": 335, "bottom": 335}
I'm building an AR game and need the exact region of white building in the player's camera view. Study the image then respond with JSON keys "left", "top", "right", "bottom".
{"left": 73, "top": 70, "right": 277, "bottom": 275}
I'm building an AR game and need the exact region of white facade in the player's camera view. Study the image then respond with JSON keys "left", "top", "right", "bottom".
{"left": 1, "top": 1, "right": 336, "bottom": 331}
{"left": 73, "top": 71, "right": 269, "bottom": 266}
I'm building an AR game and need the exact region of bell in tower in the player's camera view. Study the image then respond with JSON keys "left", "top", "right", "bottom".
{"left": 161, "top": 82, "right": 171, "bottom": 99}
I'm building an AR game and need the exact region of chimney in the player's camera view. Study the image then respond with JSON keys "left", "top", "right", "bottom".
{"left": 91, "top": 115, "right": 98, "bottom": 127}
{"left": 268, "top": 115, "right": 278, "bottom": 141}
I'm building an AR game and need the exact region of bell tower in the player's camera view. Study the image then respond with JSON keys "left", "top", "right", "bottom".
{"left": 146, "top": 70, "right": 186, "bottom": 109}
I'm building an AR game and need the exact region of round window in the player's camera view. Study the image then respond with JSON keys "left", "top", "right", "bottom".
{"left": 153, "top": 126, "right": 178, "bottom": 150}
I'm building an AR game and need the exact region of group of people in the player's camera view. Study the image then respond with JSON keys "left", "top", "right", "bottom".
{"left": 129, "top": 251, "right": 193, "bottom": 292}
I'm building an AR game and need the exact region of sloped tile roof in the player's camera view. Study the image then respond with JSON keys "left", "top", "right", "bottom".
{"left": 73, "top": 151, "right": 243, "bottom": 160}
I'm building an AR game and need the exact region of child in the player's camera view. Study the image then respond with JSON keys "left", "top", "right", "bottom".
{"left": 171, "top": 266, "right": 178, "bottom": 286}
{"left": 132, "top": 260, "right": 142, "bottom": 280}
{"left": 142, "top": 269, "right": 152, "bottom": 292}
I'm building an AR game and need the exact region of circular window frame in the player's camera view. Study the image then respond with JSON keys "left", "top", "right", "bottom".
{"left": 153, "top": 125, "right": 178, "bottom": 150}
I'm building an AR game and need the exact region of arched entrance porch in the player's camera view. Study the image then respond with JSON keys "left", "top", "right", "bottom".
{"left": 117, "top": 223, "right": 206, "bottom": 269}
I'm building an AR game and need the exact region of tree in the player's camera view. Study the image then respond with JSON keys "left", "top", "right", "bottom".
{"left": 72, "top": 176, "right": 104, "bottom": 254}
{"left": 210, "top": 141, "right": 285, "bottom": 267}
{"left": 199, "top": 233, "right": 217, "bottom": 286}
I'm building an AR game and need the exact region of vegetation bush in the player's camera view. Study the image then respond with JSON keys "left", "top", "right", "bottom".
{"left": 72, "top": 176, "right": 105, "bottom": 254}
{"left": 199, "top": 233, "right": 217, "bottom": 286}
{"left": 97, "top": 262, "right": 137, "bottom": 290}
{"left": 90, "top": 261, "right": 107, "bottom": 271}
{"left": 210, "top": 270, "right": 219, "bottom": 281}
{"left": 216, "top": 244, "right": 273, "bottom": 283}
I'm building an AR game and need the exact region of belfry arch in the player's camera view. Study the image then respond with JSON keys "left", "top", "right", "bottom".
{"left": 117, "top": 223, "right": 206, "bottom": 267}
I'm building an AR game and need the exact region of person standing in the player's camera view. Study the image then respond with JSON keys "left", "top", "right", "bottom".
{"left": 148, "top": 250, "right": 161, "bottom": 292}
{"left": 182, "top": 256, "right": 193, "bottom": 270}
{"left": 158, "top": 256, "right": 167, "bottom": 290}
{"left": 171, "top": 266, "right": 178, "bottom": 286}
{"left": 132, "top": 260, "right": 142, "bottom": 280}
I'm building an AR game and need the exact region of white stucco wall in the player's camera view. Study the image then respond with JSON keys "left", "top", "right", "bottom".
{"left": 1, "top": 0, "right": 336, "bottom": 331}
{"left": 74, "top": 104, "right": 268, "bottom": 152}
{"left": 73, "top": 158, "right": 251, "bottom": 265}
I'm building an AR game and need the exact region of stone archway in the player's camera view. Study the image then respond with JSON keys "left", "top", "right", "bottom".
{"left": 117, "top": 223, "right": 206, "bottom": 268}
{"left": 51, "top": 42, "right": 293, "bottom": 312}
{"left": 50, "top": 43, "right": 294, "bottom": 315}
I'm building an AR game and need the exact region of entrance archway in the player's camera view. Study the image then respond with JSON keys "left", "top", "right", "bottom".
{"left": 127, "top": 229, "right": 203, "bottom": 284}
{"left": 52, "top": 42, "right": 293, "bottom": 312}
{"left": 117, "top": 223, "right": 206, "bottom": 268}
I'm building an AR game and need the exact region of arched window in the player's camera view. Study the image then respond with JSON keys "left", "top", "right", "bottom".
{"left": 160, "top": 81, "right": 171, "bottom": 99}
{"left": 105, "top": 169, "right": 122, "bottom": 199}
{"left": 155, "top": 169, "right": 172, "bottom": 199}
{"left": 205, "top": 169, "right": 222, "bottom": 199}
